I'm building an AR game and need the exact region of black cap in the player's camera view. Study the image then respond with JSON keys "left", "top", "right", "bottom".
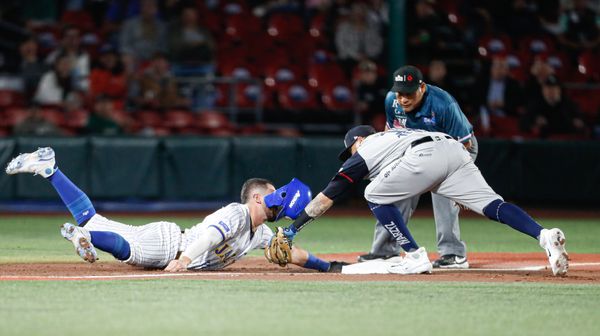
{"left": 543, "top": 75, "right": 560, "bottom": 87}
{"left": 338, "top": 125, "right": 376, "bottom": 161}
{"left": 391, "top": 65, "right": 424, "bottom": 93}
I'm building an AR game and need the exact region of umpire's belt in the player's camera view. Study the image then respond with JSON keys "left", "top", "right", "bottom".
{"left": 410, "top": 135, "right": 452, "bottom": 148}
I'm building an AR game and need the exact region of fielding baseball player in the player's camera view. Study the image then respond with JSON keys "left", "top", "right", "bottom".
{"left": 5, "top": 147, "right": 345, "bottom": 273}
{"left": 361, "top": 65, "right": 476, "bottom": 269}
{"left": 273, "top": 125, "right": 568, "bottom": 276}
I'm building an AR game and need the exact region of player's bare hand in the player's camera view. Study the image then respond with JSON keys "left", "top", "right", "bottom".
{"left": 164, "top": 257, "right": 191, "bottom": 272}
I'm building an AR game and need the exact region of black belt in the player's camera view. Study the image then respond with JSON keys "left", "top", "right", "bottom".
{"left": 410, "top": 135, "right": 452, "bottom": 148}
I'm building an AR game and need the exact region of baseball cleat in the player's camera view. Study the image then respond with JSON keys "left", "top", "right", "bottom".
{"left": 387, "top": 247, "right": 433, "bottom": 275}
{"left": 539, "top": 228, "right": 569, "bottom": 276}
{"left": 326, "top": 261, "right": 350, "bottom": 273}
{"left": 357, "top": 253, "right": 398, "bottom": 263}
{"left": 60, "top": 223, "right": 97, "bottom": 263}
{"left": 5, "top": 147, "right": 56, "bottom": 178}
{"left": 432, "top": 254, "right": 469, "bottom": 269}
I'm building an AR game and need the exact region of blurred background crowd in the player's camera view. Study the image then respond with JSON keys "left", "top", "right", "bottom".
{"left": 0, "top": 0, "right": 598, "bottom": 139}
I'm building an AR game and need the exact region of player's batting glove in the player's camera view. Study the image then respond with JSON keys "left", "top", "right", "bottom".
{"left": 264, "top": 227, "right": 293, "bottom": 267}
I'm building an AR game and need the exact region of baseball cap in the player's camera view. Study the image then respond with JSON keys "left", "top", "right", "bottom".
{"left": 338, "top": 125, "right": 376, "bottom": 161}
{"left": 543, "top": 75, "right": 560, "bottom": 87}
{"left": 391, "top": 65, "right": 424, "bottom": 93}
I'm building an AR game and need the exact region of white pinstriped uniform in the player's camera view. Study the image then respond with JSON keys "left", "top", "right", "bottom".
{"left": 84, "top": 203, "right": 273, "bottom": 269}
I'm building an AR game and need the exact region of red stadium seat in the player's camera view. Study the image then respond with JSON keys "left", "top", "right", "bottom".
{"left": 307, "top": 62, "right": 347, "bottom": 88}
{"left": 277, "top": 82, "right": 319, "bottom": 111}
{"left": 478, "top": 34, "right": 512, "bottom": 59}
{"left": 236, "top": 83, "right": 264, "bottom": 109}
{"left": 320, "top": 84, "right": 354, "bottom": 111}
{"left": 264, "top": 63, "right": 304, "bottom": 88}
{"left": 577, "top": 50, "right": 600, "bottom": 82}
{"left": 1, "top": 108, "right": 29, "bottom": 127}
{"left": 40, "top": 108, "right": 66, "bottom": 126}
{"left": 0, "top": 90, "right": 25, "bottom": 108}
{"left": 164, "top": 109, "right": 196, "bottom": 130}
{"left": 136, "top": 110, "right": 164, "bottom": 127}
{"left": 489, "top": 115, "right": 522, "bottom": 139}
{"left": 518, "top": 35, "right": 556, "bottom": 54}
{"left": 267, "top": 13, "right": 304, "bottom": 41}
{"left": 196, "top": 110, "right": 234, "bottom": 135}
{"left": 224, "top": 14, "right": 262, "bottom": 40}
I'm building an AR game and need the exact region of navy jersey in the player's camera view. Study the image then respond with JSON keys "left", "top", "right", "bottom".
{"left": 384, "top": 84, "right": 473, "bottom": 143}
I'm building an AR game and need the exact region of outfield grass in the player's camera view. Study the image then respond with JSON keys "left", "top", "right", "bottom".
{"left": 1, "top": 215, "right": 599, "bottom": 336}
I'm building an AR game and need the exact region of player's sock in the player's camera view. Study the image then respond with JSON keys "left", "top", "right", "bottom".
{"left": 303, "top": 253, "right": 331, "bottom": 272}
{"left": 368, "top": 202, "right": 419, "bottom": 252}
{"left": 47, "top": 168, "right": 96, "bottom": 226}
{"left": 89, "top": 231, "right": 131, "bottom": 260}
{"left": 483, "top": 199, "right": 543, "bottom": 239}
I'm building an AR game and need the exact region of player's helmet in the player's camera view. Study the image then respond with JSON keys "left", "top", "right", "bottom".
{"left": 264, "top": 178, "right": 312, "bottom": 221}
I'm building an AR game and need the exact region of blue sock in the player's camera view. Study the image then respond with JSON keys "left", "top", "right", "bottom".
{"left": 303, "top": 253, "right": 331, "bottom": 272}
{"left": 368, "top": 202, "right": 419, "bottom": 252}
{"left": 483, "top": 199, "right": 543, "bottom": 239}
{"left": 89, "top": 231, "right": 131, "bottom": 260}
{"left": 47, "top": 168, "right": 96, "bottom": 226}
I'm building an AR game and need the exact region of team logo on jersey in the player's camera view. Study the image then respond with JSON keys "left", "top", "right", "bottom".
{"left": 423, "top": 112, "right": 436, "bottom": 125}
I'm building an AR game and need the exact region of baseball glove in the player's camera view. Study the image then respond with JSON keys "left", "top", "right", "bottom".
{"left": 265, "top": 227, "right": 293, "bottom": 267}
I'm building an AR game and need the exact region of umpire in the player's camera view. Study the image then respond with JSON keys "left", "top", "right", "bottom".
{"left": 360, "top": 65, "right": 477, "bottom": 269}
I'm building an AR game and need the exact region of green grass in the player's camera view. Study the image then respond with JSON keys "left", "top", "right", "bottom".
{"left": 0, "top": 280, "right": 599, "bottom": 336}
{"left": 1, "top": 215, "right": 600, "bottom": 336}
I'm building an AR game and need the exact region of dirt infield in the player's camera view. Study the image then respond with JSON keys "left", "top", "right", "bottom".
{"left": 1, "top": 252, "right": 599, "bottom": 284}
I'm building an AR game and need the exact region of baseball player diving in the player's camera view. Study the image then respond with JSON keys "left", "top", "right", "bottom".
{"left": 270, "top": 125, "right": 568, "bottom": 276}
{"left": 361, "top": 65, "right": 476, "bottom": 269}
{"left": 5, "top": 148, "right": 344, "bottom": 273}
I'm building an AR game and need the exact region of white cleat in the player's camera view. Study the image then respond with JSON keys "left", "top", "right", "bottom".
{"left": 5, "top": 147, "right": 56, "bottom": 178}
{"left": 539, "top": 228, "right": 569, "bottom": 276}
{"left": 387, "top": 247, "right": 433, "bottom": 275}
{"left": 60, "top": 223, "right": 97, "bottom": 263}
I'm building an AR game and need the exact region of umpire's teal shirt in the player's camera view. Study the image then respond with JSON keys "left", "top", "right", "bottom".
{"left": 384, "top": 84, "right": 473, "bottom": 143}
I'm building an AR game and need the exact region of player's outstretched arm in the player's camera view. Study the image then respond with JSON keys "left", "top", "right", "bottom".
{"left": 282, "top": 192, "right": 334, "bottom": 239}
{"left": 164, "top": 226, "right": 222, "bottom": 272}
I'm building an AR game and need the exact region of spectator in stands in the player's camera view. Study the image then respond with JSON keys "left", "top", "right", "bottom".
{"left": 45, "top": 25, "right": 90, "bottom": 91}
{"left": 537, "top": 0, "right": 563, "bottom": 36}
{"left": 89, "top": 44, "right": 128, "bottom": 99}
{"left": 19, "top": 38, "right": 48, "bottom": 102}
{"left": 86, "top": 94, "right": 126, "bottom": 135}
{"left": 425, "top": 59, "right": 461, "bottom": 104}
{"left": 354, "top": 60, "right": 387, "bottom": 125}
{"left": 524, "top": 54, "right": 556, "bottom": 102}
{"left": 520, "top": 75, "right": 586, "bottom": 138}
{"left": 504, "top": 0, "right": 543, "bottom": 43}
{"left": 167, "top": 5, "right": 216, "bottom": 76}
{"left": 335, "top": 2, "right": 383, "bottom": 75}
{"left": 34, "top": 53, "right": 82, "bottom": 107}
{"left": 13, "top": 103, "right": 62, "bottom": 136}
{"left": 119, "top": 0, "right": 167, "bottom": 66}
{"left": 128, "top": 53, "right": 189, "bottom": 111}
{"left": 475, "top": 56, "right": 525, "bottom": 135}
{"left": 558, "top": 0, "right": 600, "bottom": 57}
{"left": 407, "top": 0, "right": 457, "bottom": 64}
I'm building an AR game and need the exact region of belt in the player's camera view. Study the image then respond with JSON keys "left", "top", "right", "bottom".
{"left": 410, "top": 135, "right": 452, "bottom": 148}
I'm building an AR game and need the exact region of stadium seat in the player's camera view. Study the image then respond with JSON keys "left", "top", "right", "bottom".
{"left": 224, "top": 14, "right": 262, "bottom": 41}
{"left": 263, "top": 63, "right": 304, "bottom": 88}
{"left": 136, "top": 110, "right": 164, "bottom": 128}
{"left": 40, "top": 108, "right": 66, "bottom": 126}
{"left": 267, "top": 13, "right": 305, "bottom": 41}
{"left": 196, "top": 110, "right": 234, "bottom": 135}
{"left": 518, "top": 35, "right": 556, "bottom": 55}
{"left": 164, "top": 109, "right": 196, "bottom": 130}
{"left": 477, "top": 34, "right": 512, "bottom": 59}
{"left": 277, "top": 82, "right": 319, "bottom": 111}
{"left": 489, "top": 115, "right": 522, "bottom": 139}
{"left": 236, "top": 83, "right": 264, "bottom": 109}
{"left": 0, "top": 90, "right": 24, "bottom": 108}
{"left": 61, "top": 10, "right": 95, "bottom": 31}
{"left": 320, "top": 83, "right": 354, "bottom": 112}
{"left": 577, "top": 50, "right": 600, "bottom": 82}
{"left": 307, "top": 61, "right": 347, "bottom": 88}
{"left": 1, "top": 108, "right": 28, "bottom": 128}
